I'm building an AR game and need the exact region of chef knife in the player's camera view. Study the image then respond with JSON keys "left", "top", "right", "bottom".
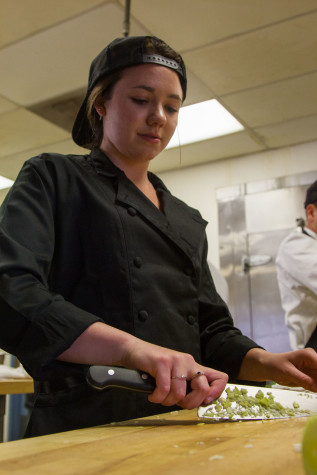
{"left": 86, "top": 365, "right": 191, "bottom": 394}
{"left": 86, "top": 366, "right": 317, "bottom": 420}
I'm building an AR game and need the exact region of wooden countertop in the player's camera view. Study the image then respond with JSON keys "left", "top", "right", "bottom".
{"left": 0, "top": 378, "right": 34, "bottom": 395}
{"left": 0, "top": 408, "right": 307, "bottom": 474}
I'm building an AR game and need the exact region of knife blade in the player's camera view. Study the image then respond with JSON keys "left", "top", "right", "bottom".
{"left": 198, "top": 383, "right": 317, "bottom": 420}
{"left": 86, "top": 365, "right": 192, "bottom": 394}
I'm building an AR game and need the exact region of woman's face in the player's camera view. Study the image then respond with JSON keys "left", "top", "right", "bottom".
{"left": 98, "top": 63, "right": 183, "bottom": 166}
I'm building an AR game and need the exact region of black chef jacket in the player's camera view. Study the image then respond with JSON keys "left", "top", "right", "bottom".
{"left": 0, "top": 149, "right": 259, "bottom": 436}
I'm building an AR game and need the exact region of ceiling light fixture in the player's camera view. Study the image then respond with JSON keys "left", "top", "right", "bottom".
{"left": 0, "top": 176, "right": 14, "bottom": 191}
{"left": 166, "top": 99, "right": 244, "bottom": 149}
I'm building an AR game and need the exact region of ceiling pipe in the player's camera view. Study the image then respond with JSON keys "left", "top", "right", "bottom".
{"left": 123, "top": 0, "right": 131, "bottom": 37}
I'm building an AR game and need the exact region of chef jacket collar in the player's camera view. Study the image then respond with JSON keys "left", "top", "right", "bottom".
{"left": 88, "top": 148, "right": 125, "bottom": 178}
{"left": 88, "top": 148, "right": 170, "bottom": 193}
{"left": 87, "top": 149, "right": 208, "bottom": 263}
{"left": 303, "top": 227, "right": 317, "bottom": 239}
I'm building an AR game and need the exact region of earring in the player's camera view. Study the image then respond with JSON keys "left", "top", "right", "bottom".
{"left": 99, "top": 115, "right": 102, "bottom": 121}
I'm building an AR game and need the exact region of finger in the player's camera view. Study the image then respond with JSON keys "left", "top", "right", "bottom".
{"left": 182, "top": 369, "right": 227, "bottom": 408}
{"left": 164, "top": 380, "right": 226, "bottom": 410}
{"left": 160, "top": 377, "right": 189, "bottom": 406}
{"left": 179, "top": 386, "right": 210, "bottom": 409}
{"left": 283, "top": 364, "right": 317, "bottom": 392}
{"left": 174, "top": 372, "right": 211, "bottom": 409}
{"left": 148, "top": 383, "right": 170, "bottom": 404}
{"left": 203, "top": 377, "right": 227, "bottom": 405}
{"left": 147, "top": 366, "right": 172, "bottom": 404}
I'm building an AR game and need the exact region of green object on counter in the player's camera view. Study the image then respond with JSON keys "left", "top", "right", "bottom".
{"left": 302, "top": 415, "right": 317, "bottom": 475}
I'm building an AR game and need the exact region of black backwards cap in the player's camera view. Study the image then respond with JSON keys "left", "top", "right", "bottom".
{"left": 72, "top": 36, "right": 187, "bottom": 148}
{"left": 304, "top": 180, "right": 317, "bottom": 208}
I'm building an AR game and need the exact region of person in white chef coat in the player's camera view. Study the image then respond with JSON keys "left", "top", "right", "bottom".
{"left": 276, "top": 180, "right": 317, "bottom": 350}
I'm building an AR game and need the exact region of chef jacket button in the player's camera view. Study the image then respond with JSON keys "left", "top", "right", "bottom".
{"left": 138, "top": 310, "right": 149, "bottom": 322}
{"left": 128, "top": 207, "right": 137, "bottom": 216}
{"left": 134, "top": 256, "right": 143, "bottom": 268}
{"left": 186, "top": 315, "right": 195, "bottom": 325}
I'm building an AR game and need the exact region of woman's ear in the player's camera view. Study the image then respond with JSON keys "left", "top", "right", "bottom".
{"left": 94, "top": 101, "right": 105, "bottom": 119}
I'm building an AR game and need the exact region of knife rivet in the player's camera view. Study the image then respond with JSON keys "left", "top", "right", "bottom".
{"left": 108, "top": 369, "right": 115, "bottom": 375}
{"left": 141, "top": 373, "right": 149, "bottom": 380}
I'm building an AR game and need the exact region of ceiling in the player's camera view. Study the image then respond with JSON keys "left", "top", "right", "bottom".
{"left": 1, "top": 0, "right": 317, "bottom": 195}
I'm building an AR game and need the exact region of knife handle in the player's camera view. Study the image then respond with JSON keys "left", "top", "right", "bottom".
{"left": 86, "top": 365, "right": 192, "bottom": 395}
{"left": 86, "top": 365, "right": 156, "bottom": 393}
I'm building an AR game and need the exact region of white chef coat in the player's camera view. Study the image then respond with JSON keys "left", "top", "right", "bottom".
{"left": 276, "top": 226, "right": 317, "bottom": 350}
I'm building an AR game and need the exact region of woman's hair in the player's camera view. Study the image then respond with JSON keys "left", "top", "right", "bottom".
{"left": 86, "top": 71, "right": 123, "bottom": 149}
{"left": 86, "top": 37, "right": 183, "bottom": 149}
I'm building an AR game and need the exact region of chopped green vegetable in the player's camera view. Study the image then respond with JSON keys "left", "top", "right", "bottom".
{"left": 202, "top": 386, "right": 311, "bottom": 420}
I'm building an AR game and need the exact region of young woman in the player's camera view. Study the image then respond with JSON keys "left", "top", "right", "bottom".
{"left": 0, "top": 36, "right": 316, "bottom": 437}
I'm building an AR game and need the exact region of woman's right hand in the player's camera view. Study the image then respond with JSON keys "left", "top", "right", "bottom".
{"left": 122, "top": 338, "right": 228, "bottom": 409}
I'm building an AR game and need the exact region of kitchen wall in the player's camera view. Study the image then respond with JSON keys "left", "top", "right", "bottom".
{"left": 157, "top": 139, "right": 317, "bottom": 267}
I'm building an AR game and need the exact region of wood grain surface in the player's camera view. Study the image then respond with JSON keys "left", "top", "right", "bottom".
{"left": 0, "top": 407, "right": 308, "bottom": 474}
{"left": 0, "top": 378, "right": 34, "bottom": 395}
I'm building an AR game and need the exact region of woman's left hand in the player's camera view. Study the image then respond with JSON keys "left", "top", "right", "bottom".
{"left": 238, "top": 347, "right": 317, "bottom": 392}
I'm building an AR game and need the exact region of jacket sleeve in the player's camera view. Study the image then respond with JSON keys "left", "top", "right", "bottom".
{"left": 0, "top": 158, "right": 102, "bottom": 379}
{"left": 198, "top": 237, "right": 261, "bottom": 380}
{"left": 276, "top": 232, "right": 317, "bottom": 295}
